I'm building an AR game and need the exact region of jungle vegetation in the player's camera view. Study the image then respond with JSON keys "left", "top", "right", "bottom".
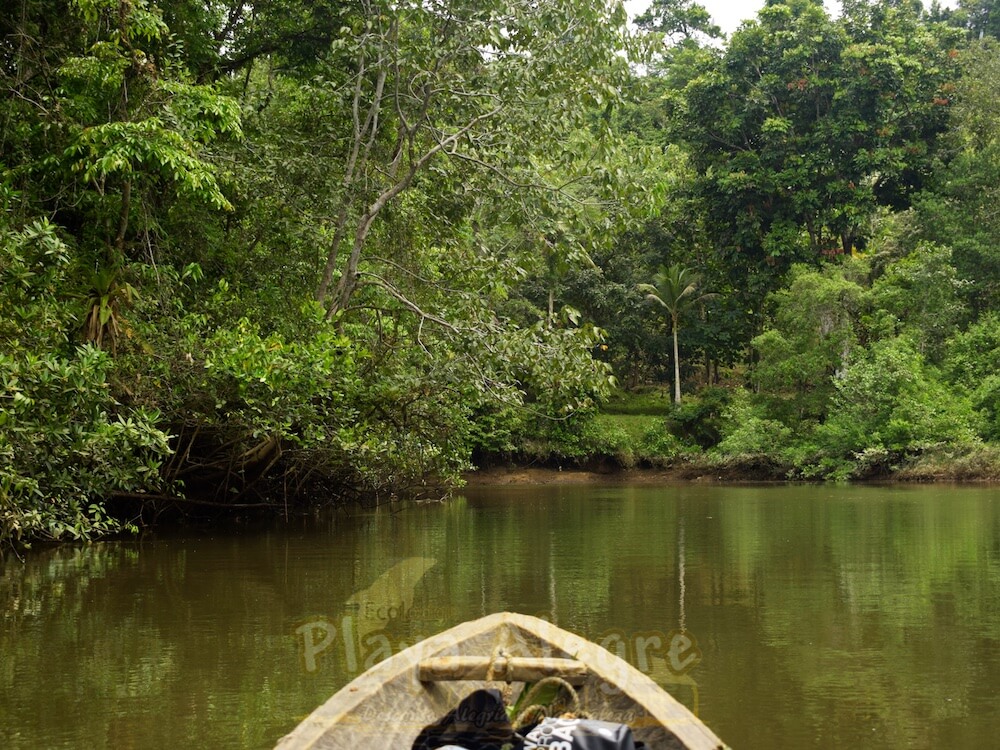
{"left": 4, "top": 0, "right": 1000, "bottom": 548}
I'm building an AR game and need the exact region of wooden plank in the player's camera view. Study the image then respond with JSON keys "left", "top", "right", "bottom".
{"left": 418, "top": 656, "right": 589, "bottom": 684}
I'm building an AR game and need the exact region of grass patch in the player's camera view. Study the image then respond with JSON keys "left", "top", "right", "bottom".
{"left": 592, "top": 413, "right": 662, "bottom": 443}
{"left": 511, "top": 388, "right": 726, "bottom": 469}
{"left": 585, "top": 413, "right": 688, "bottom": 468}
{"left": 602, "top": 387, "right": 675, "bottom": 416}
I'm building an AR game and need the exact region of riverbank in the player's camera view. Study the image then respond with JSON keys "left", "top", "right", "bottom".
{"left": 465, "top": 465, "right": 687, "bottom": 485}
{"left": 465, "top": 467, "right": 765, "bottom": 485}
{"left": 465, "top": 454, "right": 790, "bottom": 485}
{"left": 525, "top": 389, "right": 1000, "bottom": 485}
{"left": 466, "top": 445, "right": 1000, "bottom": 485}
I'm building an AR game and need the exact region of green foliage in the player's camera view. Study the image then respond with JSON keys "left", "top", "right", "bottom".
{"left": 638, "top": 263, "right": 714, "bottom": 402}
{"left": 524, "top": 386, "right": 719, "bottom": 467}
{"left": 3, "top": 0, "right": 242, "bottom": 283}
{"left": 0, "top": 219, "right": 73, "bottom": 351}
{"left": 944, "top": 313, "right": 1000, "bottom": 387}
{"left": 0, "top": 220, "right": 170, "bottom": 549}
{"left": 721, "top": 244, "right": 982, "bottom": 478}
{"left": 77, "top": 266, "right": 139, "bottom": 351}
{"left": 0, "top": 348, "right": 170, "bottom": 547}
{"left": 602, "top": 388, "right": 675, "bottom": 416}
{"left": 680, "top": 0, "right": 962, "bottom": 321}
{"left": 635, "top": 0, "right": 722, "bottom": 43}
{"left": 967, "top": 375, "right": 1000, "bottom": 442}
{"left": 945, "top": 0, "right": 1000, "bottom": 41}
{"left": 715, "top": 387, "right": 795, "bottom": 461}
{"left": 516, "top": 412, "right": 687, "bottom": 468}
{"left": 811, "top": 338, "right": 980, "bottom": 477}
{"left": 752, "top": 262, "right": 867, "bottom": 422}
{"left": 502, "top": 322, "right": 617, "bottom": 419}
{"left": 118, "top": 286, "right": 476, "bottom": 497}
{"left": 662, "top": 385, "right": 729, "bottom": 448}
{"left": 261, "top": 0, "right": 640, "bottom": 318}
{"left": 638, "top": 421, "right": 687, "bottom": 464}
{"left": 944, "top": 314, "right": 1000, "bottom": 440}
{"left": 638, "top": 264, "right": 708, "bottom": 320}
{"left": 199, "top": 320, "right": 356, "bottom": 440}
{"left": 9, "top": 0, "right": 1000, "bottom": 552}
{"left": 869, "top": 243, "right": 967, "bottom": 362}
{"left": 586, "top": 413, "right": 688, "bottom": 468}
{"left": 65, "top": 117, "right": 236, "bottom": 210}
{"left": 556, "top": 146, "right": 724, "bottom": 388}
{"left": 913, "top": 42, "right": 1000, "bottom": 315}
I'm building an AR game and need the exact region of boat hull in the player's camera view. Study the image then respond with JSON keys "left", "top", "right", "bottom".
{"left": 275, "top": 612, "right": 725, "bottom": 750}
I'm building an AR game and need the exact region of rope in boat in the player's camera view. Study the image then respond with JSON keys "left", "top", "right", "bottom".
{"left": 512, "top": 676, "right": 591, "bottom": 729}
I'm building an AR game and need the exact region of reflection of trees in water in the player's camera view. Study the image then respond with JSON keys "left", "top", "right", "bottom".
{"left": 2, "top": 486, "right": 1000, "bottom": 749}
{"left": 709, "top": 487, "right": 1000, "bottom": 748}
{"left": 1, "top": 534, "right": 361, "bottom": 748}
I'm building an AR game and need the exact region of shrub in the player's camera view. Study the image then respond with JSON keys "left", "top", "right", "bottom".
{"left": 714, "top": 387, "right": 794, "bottom": 459}
{"left": 1, "top": 349, "right": 171, "bottom": 546}
{"left": 663, "top": 386, "right": 730, "bottom": 448}
{"left": 1, "top": 220, "right": 172, "bottom": 550}
{"left": 812, "top": 337, "right": 980, "bottom": 476}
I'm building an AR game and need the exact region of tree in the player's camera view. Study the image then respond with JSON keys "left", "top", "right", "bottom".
{"left": 869, "top": 243, "right": 966, "bottom": 363}
{"left": 634, "top": 0, "right": 723, "bottom": 44}
{"left": 1, "top": 0, "right": 241, "bottom": 275}
{"left": 298, "top": 0, "right": 634, "bottom": 321}
{"left": 679, "top": 0, "right": 961, "bottom": 333}
{"left": 816, "top": 336, "right": 979, "bottom": 476}
{"left": 0, "top": 219, "right": 171, "bottom": 548}
{"left": 638, "top": 264, "right": 713, "bottom": 402}
{"left": 946, "top": 0, "right": 1000, "bottom": 40}
{"left": 944, "top": 314, "right": 1000, "bottom": 440}
{"left": 913, "top": 41, "right": 1000, "bottom": 316}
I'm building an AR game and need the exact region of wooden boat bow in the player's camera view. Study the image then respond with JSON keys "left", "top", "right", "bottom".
{"left": 275, "top": 611, "right": 727, "bottom": 750}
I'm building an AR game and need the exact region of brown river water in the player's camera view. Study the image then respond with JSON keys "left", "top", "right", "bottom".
{"left": 2, "top": 483, "right": 999, "bottom": 748}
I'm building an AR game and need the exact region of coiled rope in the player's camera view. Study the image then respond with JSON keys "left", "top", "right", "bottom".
{"left": 512, "top": 676, "right": 591, "bottom": 730}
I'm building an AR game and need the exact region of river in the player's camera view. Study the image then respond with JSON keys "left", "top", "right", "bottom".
{"left": 2, "top": 483, "right": 999, "bottom": 748}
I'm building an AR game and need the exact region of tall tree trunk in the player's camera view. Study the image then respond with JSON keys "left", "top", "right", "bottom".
{"left": 672, "top": 315, "right": 681, "bottom": 404}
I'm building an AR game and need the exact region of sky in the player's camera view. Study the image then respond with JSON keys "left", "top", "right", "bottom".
{"left": 624, "top": 0, "right": 959, "bottom": 36}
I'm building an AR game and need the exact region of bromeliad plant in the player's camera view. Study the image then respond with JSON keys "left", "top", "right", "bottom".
{"left": 79, "top": 266, "right": 138, "bottom": 352}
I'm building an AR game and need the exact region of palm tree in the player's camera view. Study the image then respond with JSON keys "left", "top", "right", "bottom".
{"left": 638, "top": 264, "right": 714, "bottom": 404}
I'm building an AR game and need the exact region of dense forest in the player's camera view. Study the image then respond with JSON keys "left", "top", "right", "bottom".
{"left": 4, "top": 0, "right": 1000, "bottom": 548}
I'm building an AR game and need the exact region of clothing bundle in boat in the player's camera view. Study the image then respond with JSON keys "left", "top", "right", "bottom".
{"left": 411, "top": 689, "right": 643, "bottom": 750}
{"left": 411, "top": 689, "right": 515, "bottom": 750}
{"left": 521, "top": 717, "right": 641, "bottom": 750}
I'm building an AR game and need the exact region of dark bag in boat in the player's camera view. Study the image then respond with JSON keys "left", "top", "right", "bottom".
{"left": 521, "top": 717, "right": 638, "bottom": 750}
{"left": 411, "top": 688, "right": 520, "bottom": 750}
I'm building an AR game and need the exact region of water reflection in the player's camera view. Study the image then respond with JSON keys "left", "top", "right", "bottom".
{"left": 1, "top": 484, "right": 999, "bottom": 749}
